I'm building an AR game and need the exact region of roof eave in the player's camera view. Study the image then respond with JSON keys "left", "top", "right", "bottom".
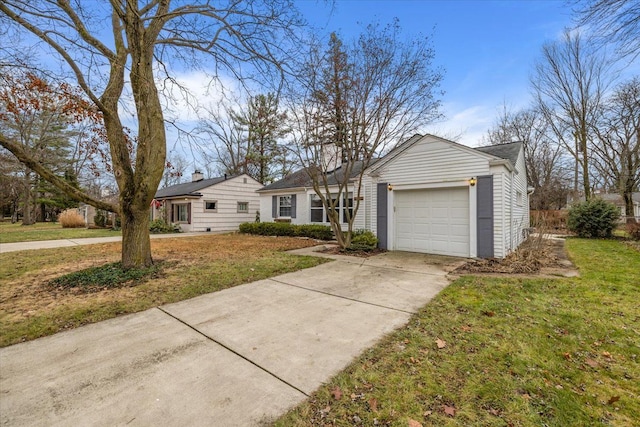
{"left": 489, "top": 159, "right": 515, "bottom": 172}
{"left": 154, "top": 193, "right": 203, "bottom": 200}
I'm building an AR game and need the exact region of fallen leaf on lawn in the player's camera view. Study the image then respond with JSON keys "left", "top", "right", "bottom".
{"left": 521, "top": 393, "right": 531, "bottom": 400}
{"left": 368, "top": 397, "right": 379, "bottom": 413}
{"left": 563, "top": 352, "right": 572, "bottom": 360}
{"left": 602, "top": 351, "right": 613, "bottom": 359}
{"left": 331, "top": 386, "right": 342, "bottom": 400}
{"left": 607, "top": 396, "right": 620, "bottom": 405}
{"left": 408, "top": 419, "right": 423, "bottom": 427}
{"left": 482, "top": 310, "right": 495, "bottom": 317}
{"left": 488, "top": 408, "right": 500, "bottom": 416}
{"left": 436, "top": 338, "right": 447, "bottom": 349}
{"left": 555, "top": 384, "right": 563, "bottom": 389}
{"left": 443, "top": 405, "right": 456, "bottom": 417}
{"left": 461, "top": 325, "right": 472, "bottom": 332}
{"left": 585, "top": 358, "right": 599, "bottom": 368}
{"left": 423, "top": 410, "right": 432, "bottom": 416}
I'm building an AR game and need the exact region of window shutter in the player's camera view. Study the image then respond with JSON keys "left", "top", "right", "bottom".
{"left": 291, "top": 194, "right": 297, "bottom": 218}
{"left": 171, "top": 204, "right": 176, "bottom": 223}
{"left": 376, "top": 183, "right": 388, "bottom": 249}
{"left": 187, "top": 203, "right": 192, "bottom": 224}
{"left": 272, "top": 196, "right": 277, "bottom": 218}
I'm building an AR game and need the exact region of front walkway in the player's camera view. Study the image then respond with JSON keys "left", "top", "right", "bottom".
{"left": 0, "top": 232, "right": 206, "bottom": 254}
{"left": 0, "top": 248, "right": 462, "bottom": 426}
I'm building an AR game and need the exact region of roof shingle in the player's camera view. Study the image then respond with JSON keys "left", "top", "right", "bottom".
{"left": 155, "top": 176, "right": 228, "bottom": 198}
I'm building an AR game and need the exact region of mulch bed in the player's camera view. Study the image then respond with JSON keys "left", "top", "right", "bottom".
{"left": 453, "top": 236, "right": 572, "bottom": 275}
{"left": 319, "top": 245, "right": 386, "bottom": 258}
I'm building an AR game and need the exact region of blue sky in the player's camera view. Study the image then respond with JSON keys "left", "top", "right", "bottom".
{"left": 296, "top": 0, "right": 575, "bottom": 146}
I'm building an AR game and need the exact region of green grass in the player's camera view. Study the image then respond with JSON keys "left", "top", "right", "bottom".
{"left": 47, "top": 261, "right": 167, "bottom": 292}
{"left": 0, "top": 221, "right": 120, "bottom": 243}
{"left": 276, "top": 238, "right": 640, "bottom": 427}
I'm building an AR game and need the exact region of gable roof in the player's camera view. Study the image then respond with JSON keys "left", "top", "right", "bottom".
{"left": 260, "top": 136, "right": 525, "bottom": 192}
{"left": 259, "top": 160, "right": 371, "bottom": 192}
{"left": 370, "top": 134, "right": 524, "bottom": 175}
{"left": 475, "top": 141, "right": 523, "bottom": 166}
{"left": 155, "top": 176, "right": 230, "bottom": 198}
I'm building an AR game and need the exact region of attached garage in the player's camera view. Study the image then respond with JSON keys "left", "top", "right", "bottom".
{"left": 366, "top": 134, "right": 530, "bottom": 259}
{"left": 394, "top": 187, "right": 470, "bottom": 257}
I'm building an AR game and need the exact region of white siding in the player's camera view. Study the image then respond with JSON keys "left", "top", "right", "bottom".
{"left": 362, "top": 175, "right": 377, "bottom": 235}
{"left": 491, "top": 170, "right": 506, "bottom": 258}
{"left": 188, "top": 175, "right": 261, "bottom": 232}
{"left": 375, "top": 136, "right": 492, "bottom": 184}
{"left": 511, "top": 149, "right": 530, "bottom": 249}
{"left": 259, "top": 190, "right": 308, "bottom": 225}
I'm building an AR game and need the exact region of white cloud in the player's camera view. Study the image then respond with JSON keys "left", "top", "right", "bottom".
{"left": 426, "top": 103, "right": 494, "bottom": 147}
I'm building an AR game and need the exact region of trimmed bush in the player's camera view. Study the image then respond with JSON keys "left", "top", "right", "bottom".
{"left": 348, "top": 229, "right": 379, "bottom": 251}
{"left": 239, "top": 222, "right": 333, "bottom": 240}
{"left": 149, "top": 219, "right": 181, "bottom": 234}
{"left": 94, "top": 210, "right": 107, "bottom": 227}
{"left": 297, "top": 224, "right": 335, "bottom": 240}
{"left": 59, "top": 209, "right": 86, "bottom": 228}
{"left": 567, "top": 198, "right": 620, "bottom": 238}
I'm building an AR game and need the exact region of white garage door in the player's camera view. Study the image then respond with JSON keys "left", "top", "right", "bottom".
{"left": 395, "top": 187, "right": 470, "bottom": 257}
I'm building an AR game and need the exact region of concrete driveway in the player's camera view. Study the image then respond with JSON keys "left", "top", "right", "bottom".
{"left": 0, "top": 248, "right": 461, "bottom": 426}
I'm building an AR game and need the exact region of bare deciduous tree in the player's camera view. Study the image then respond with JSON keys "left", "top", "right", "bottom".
{"left": 199, "top": 93, "right": 292, "bottom": 184}
{"left": 572, "top": 0, "right": 640, "bottom": 61}
{"left": 532, "top": 29, "right": 612, "bottom": 201}
{"left": 484, "top": 105, "right": 571, "bottom": 210}
{"left": 289, "top": 22, "right": 443, "bottom": 248}
{"left": 592, "top": 77, "right": 640, "bottom": 222}
{"left": 0, "top": 0, "right": 303, "bottom": 267}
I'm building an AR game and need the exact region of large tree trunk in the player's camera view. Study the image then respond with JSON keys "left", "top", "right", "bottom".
{"left": 21, "top": 170, "right": 35, "bottom": 225}
{"left": 623, "top": 185, "right": 636, "bottom": 224}
{"left": 121, "top": 202, "right": 152, "bottom": 267}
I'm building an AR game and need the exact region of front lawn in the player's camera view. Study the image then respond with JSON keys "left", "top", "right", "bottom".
{"left": 276, "top": 238, "right": 639, "bottom": 426}
{"left": 0, "top": 234, "right": 327, "bottom": 347}
{"left": 0, "top": 221, "right": 121, "bottom": 243}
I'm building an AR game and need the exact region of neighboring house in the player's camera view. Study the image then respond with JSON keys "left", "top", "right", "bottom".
{"left": 79, "top": 192, "right": 119, "bottom": 227}
{"left": 259, "top": 134, "right": 530, "bottom": 258}
{"left": 153, "top": 172, "right": 262, "bottom": 232}
{"left": 598, "top": 192, "right": 640, "bottom": 222}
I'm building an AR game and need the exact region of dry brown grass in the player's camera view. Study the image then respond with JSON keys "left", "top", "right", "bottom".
{"left": 58, "top": 209, "right": 86, "bottom": 228}
{"left": 0, "top": 234, "right": 324, "bottom": 346}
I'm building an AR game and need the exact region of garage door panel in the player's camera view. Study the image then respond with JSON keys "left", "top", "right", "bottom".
{"left": 394, "top": 188, "right": 470, "bottom": 257}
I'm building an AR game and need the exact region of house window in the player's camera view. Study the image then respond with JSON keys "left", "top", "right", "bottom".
{"left": 310, "top": 193, "right": 353, "bottom": 223}
{"left": 279, "top": 195, "right": 292, "bottom": 217}
{"left": 204, "top": 200, "right": 217, "bottom": 212}
{"left": 343, "top": 194, "right": 354, "bottom": 223}
{"left": 173, "top": 203, "right": 189, "bottom": 223}
{"left": 516, "top": 191, "right": 523, "bottom": 207}
{"left": 310, "top": 194, "right": 324, "bottom": 222}
{"left": 237, "top": 202, "right": 249, "bottom": 213}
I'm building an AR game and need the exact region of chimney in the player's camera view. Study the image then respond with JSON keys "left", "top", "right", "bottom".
{"left": 320, "top": 142, "right": 342, "bottom": 171}
{"left": 191, "top": 170, "right": 204, "bottom": 182}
